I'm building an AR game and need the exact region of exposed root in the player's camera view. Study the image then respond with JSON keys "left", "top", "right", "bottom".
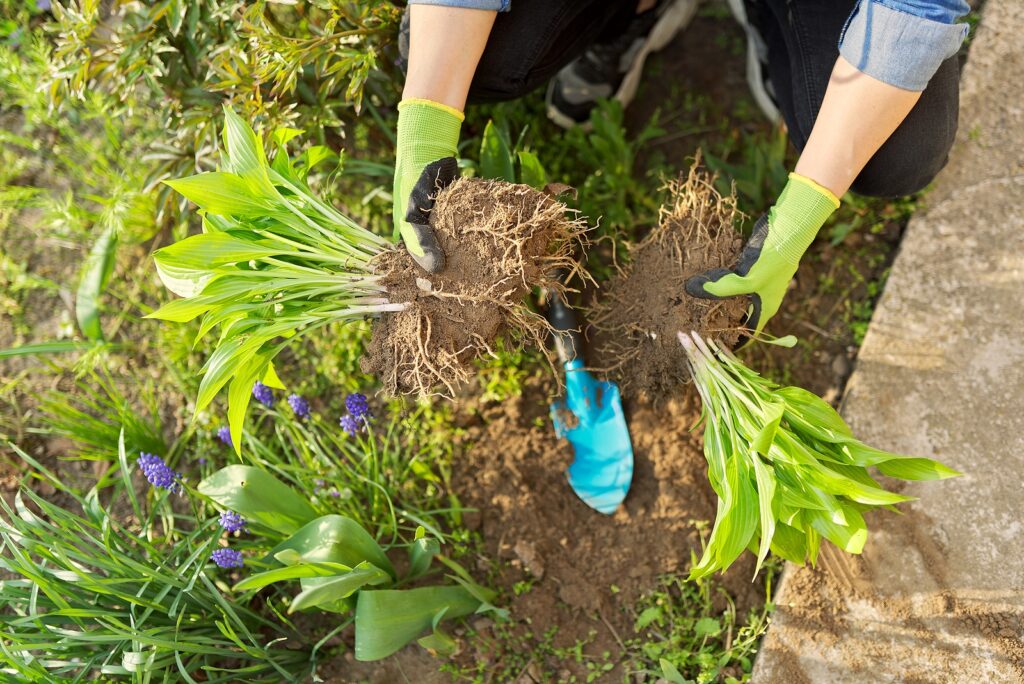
{"left": 589, "top": 157, "right": 748, "bottom": 399}
{"left": 363, "top": 178, "right": 588, "bottom": 398}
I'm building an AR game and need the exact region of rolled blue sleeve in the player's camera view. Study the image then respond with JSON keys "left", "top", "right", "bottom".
{"left": 409, "top": 0, "right": 510, "bottom": 10}
{"left": 839, "top": 0, "right": 970, "bottom": 91}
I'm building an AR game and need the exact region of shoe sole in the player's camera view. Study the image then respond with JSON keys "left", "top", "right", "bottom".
{"left": 546, "top": 0, "right": 700, "bottom": 130}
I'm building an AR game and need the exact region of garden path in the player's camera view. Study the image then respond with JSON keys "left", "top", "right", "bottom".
{"left": 753, "top": 0, "right": 1024, "bottom": 681}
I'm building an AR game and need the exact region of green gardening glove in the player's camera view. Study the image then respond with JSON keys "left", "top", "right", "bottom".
{"left": 393, "top": 98, "right": 463, "bottom": 273}
{"left": 685, "top": 173, "right": 839, "bottom": 338}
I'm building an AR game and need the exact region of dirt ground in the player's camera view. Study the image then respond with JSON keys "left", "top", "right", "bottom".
{"left": 330, "top": 9, "right": 905, "bottom": 682}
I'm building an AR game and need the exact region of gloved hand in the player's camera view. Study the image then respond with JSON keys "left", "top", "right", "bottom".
{"left": 685, "top": 173, "right": 839, "bottom": 337}
{"left": 393, "top": 98, "right": 464, "bottom": 273}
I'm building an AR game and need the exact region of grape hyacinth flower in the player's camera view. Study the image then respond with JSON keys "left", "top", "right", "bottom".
{"left": 252, "top": 381, "right": 275, "bottom": 407}
{"left": 339, "top": 414, "right": 360, "bottom": 437}
{"left": 219, "top": 510, "right": 247, "bottom": 534}
{"left": 345, "top": 393, "right": 371, "bottom": 420}
{"left": 288, "top": 393, "right": 310, "bottom": 419}
{"left": 137, "top": 453, "right": 181, "bottom": 493}
{"left": 216, "top": 426, "right": 232, "bottom": 447}
{"left": 211, "top": 548, "right": 244, "bottom": 569}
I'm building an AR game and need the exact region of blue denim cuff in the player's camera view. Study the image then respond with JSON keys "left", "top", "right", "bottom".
{"left": 839, "top": 0, "right": 969, "bottom": 91}
{"left": 409, "top": 0, "right": 510, "bottom": 11}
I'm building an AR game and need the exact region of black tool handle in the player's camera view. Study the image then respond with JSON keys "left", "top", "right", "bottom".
{"left": 545, "top": 294, "right": 582, "bottom": 364}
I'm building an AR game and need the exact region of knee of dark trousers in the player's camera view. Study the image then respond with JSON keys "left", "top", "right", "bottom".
{"left": 850, "top": 137, "right": 953, "bottom": 198}
{"left": 849, "top": 58, "right": 960, "bottom": 198}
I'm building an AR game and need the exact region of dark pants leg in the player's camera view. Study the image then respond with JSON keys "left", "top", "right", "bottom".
{"left": 468, "top": 0, "right": 637, "bottom": 103}
{"left": 748, "top": 0, "right": 959, "bottom": 197}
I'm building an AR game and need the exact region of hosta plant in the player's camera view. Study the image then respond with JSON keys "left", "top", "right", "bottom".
{"left": 151, "top": 108, "right": 580, "bottom": 441}
{"left": 148, "top": 107, "right": 399, "bottom": 452}
{"left": 678, "top": 332, "right": 959, "bottom": 579}
{"left": 199, "top": 465, "right": 502, "bottom": 661}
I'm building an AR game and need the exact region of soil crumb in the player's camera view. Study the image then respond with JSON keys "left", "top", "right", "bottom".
{"left": 590, "top": 161, "right": 748, "bottom": 399}
{"left": 362, "top": 178, "right": 584, "bottom": 397}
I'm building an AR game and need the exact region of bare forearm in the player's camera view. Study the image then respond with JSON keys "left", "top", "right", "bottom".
{"left": 402, "top": 5, "right": 497, "bottom": 111}
{"left": 795, "top": 56, "right": 922, "bottom": 198}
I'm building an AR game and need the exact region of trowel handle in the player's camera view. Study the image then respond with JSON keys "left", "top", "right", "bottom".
{"left": 545, "top": 295, "right": 582, "bottom": 365}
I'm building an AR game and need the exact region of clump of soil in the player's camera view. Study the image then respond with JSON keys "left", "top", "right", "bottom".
{"left": 590, "top": 162, "right": 748, "bottom": 398}
{"left": 362, "top": 178, "right": 585, "bottom": 397}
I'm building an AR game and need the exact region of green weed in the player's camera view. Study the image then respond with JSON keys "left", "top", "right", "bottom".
{"left": 624, "top": 570, "right": 777, "bottom": 684}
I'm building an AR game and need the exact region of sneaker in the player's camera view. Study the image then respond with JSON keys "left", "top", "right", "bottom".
{"left": 725, "top": 0, "right": 781, "bottom": 123}
{"left": 546, "top": 0, "right": 699, "bottom": 129}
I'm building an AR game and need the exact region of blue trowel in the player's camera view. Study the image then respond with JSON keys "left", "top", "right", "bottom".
{"left": 546, "top": 295, "right": 634, "bottom": 514}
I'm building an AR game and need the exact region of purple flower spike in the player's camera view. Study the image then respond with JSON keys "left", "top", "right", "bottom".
{"left": 219, "top": 510, "right": 247, "bottom": 534}
{"left": 211, "top": 548, "right": 244, "bottom": 569}
{"left": 252, "top": 381, "right": 274, "bottom": 407}
{"left": 345, "top": 393, "right": 371, "bottom": 420}
{"left": 287, "top": 394, "right": 310, "bottom": 419}
{"left": 137, "top": 453, "right": 181, "bottom": 493}
{"left": 339, "top": 414, "right": 360, "bottom": 437}
{"left": 216, "top": 426, "right": 232, "bottom": 447}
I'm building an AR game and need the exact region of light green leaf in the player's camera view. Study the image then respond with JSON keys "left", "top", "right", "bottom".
{"left": 694, "top": 616, "right": 721, "bottom": 637}
{"left": 807, "top": 506, "right": 867, "bottom": 554}
{"left": 517, "top": 150, "right": 548, "bottom": 189}
{"left": 261, "top": 362, "right": 287, "bottom": 390}
{"left": 233, "top": 560, "right": 353, "bottom": 592}
{"left": 777, "top": 386, "right": 854, "bottom": 441}
{"left": 751, "top": 401, "right": 784, "bottom": 456}
{"left": 266, "top": 514, "right": 394, "bottom": 579}
{"left": 146, "top": 296, "right": 216, "bottom": 323}
{"left": 226, "top": 356, "right": 265, "bottom": 455}
{"left": 876, "top": 457, "right": 961, "bottom": 481}
{"left": 154, "top": 232, "right": 285, "bottom": 273}
{"left": 750, "top": 455, "right": 776, "bottom": 573}
{"left": 271, "top": 127, "right": 304, "bottom": 147}
{"left": 659, "top": 659, "right": 689, "bottom": 684}
{"left": 76, "top": 222, "right": 117, "bottom": 341}
{"left": 198, "top": 465, "right": 318, "bottom": 536}
{"left": 222, "top": 107, "right": 274, "bottom": 196}
{"left": 289, "top": 561, "right": 390, "bottom": 613}
{"left": 407, "top": 529, "right": 440, "bottom": 580}
{"left": 768, "top": 521, "right": 808, "bottom": 564}
{"left": 164, "top": 172, "right": 269, "bottom": 217}
{"left": 479, "top": 121, "right": 515, "bottom": 182}
{"left": 354, "top": 586, "right": 482, "bottom": 661}
{"left": 297, "top": 145, "right": 337, "bottom": 179}
{"left": 417, "top": 625, "right": 457, "bottom": 656}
